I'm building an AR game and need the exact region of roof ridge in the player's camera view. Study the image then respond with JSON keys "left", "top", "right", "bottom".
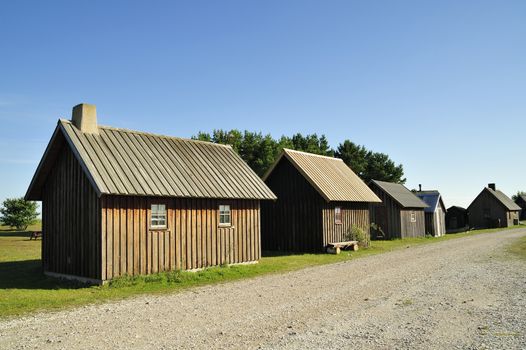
{"left": 283, "top": 148, "right": 341, "bottom": 161}
{"left": 59, "top": 119, "right": 232, "bottom": 149}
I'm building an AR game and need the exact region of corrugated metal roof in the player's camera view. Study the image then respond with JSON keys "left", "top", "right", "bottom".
{"left": 26, "top": 120, "right": 276, "bottom": 200}
{"left": 487, "top": 188, "right": 521, "bottom": 211}
{"left": 264, "top": 149, "right": 381, "bottom": 203}
{"left": 371, "top": 180, "right": 428, "bottom": 208}
{"left": 415, "top": 190, "right": 444, "bottom": 213}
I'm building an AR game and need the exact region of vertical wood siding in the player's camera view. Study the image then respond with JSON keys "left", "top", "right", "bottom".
{"left": 400, "top": 209, "right": 425, "bottom": 238}
{"left": 322, "top": 202, "right": 370, "bottom": 246}
{"left": 369, "top": 184, "right": 425, "bottom": 239}
{"left": 369, "top": 188, "right": 401, "bottom": 239}
{"left": 42, "top": 146, "right": 101, "bottom": 280}
{"left": 262, "top": 157, "right": 371, "bottom": 252}
{"left": 101, "top": 197, "right": 260, "bottom": 280}
{"left": 425, "top": 209, "right": 446, "bottom": 236}
{"left": 261, "top": 157, "right": 325, "bottom": 252}
{"left": 468, "top": 190, "right": 519, "bottom": 228}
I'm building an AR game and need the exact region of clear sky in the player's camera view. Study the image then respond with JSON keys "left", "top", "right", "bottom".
{"left": 1, "top": 0, "right": 525, "bottom": 209}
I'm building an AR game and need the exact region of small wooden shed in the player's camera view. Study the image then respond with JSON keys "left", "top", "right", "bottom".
{"left": 368, "top": 180, "right": 428, "bottom": 239}
{"left": 514, "top": 195, "right": 526, "bottom": 220}
{"left": 467, "top": 184, "right": 520, "bottom": 229}
{"left": 25, "top": 104, "right": 276, "bottom": 284}
{"left": 445, "top": 206, "right": 468, "bottom": 232}
{"left": 415, "top": 190, "right": 446, "bottom": 237}
{"left": 261, "top": 149, "right": 381, "bottom": 252}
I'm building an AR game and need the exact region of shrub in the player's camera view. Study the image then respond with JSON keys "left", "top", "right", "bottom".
{"left": 345, "top": 225, "right": 370, "bottom": 248}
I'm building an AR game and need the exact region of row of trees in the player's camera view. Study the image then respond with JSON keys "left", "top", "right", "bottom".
{"left": 193, "top": 130, "right": 406, "bottom": 184}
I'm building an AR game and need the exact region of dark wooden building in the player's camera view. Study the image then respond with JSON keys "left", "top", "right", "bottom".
{"left": 261, "top": 149, "right": 381, "bottom": 252}
{"left": 445, "top": 206, "right": 468, "bottom": 232}
{"left": 514, "top": 195, "right": 526, "bottom": 220}
{"left": 467, "top": 183, "right": 520, "bottom": 229}
{"left": 25, "top": 103, "right": 276, "bottom": 284}
{"left": 368, "top": 180, "right": 428, "bottom": 239}
{"left": 415, "top": 190, "right": 446, "bottom": 237}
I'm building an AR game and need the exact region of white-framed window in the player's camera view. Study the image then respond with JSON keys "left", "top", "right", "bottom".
{"left": 219, "top": 205, "right": 231, "bottom": 226}
{"left": 335, "top": 206, "right": 342, "bottom": 224}
{"left": 410, "top": 211, "right": 416, "bottom": 223}
{"left": 151, "top": 204, "right": 167, "bottom": 229}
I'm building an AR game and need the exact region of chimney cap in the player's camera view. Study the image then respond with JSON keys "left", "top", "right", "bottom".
{"left": 72, "top": 103, "right": 98, "bottom": 134}
{"left": 488, "top": 183, "right": 496, "bottom": 191}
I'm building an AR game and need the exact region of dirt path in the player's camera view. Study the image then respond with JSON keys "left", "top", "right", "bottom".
{"left": 1, "top": 229, "right": 525, "bottom": 350}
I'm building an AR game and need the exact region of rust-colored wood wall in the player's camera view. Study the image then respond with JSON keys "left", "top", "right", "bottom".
{"left": 468, "top": 189, "right": 519, "bottom": 228}
{"left": 369, "top": 183, "right": 425, "bottom": 239}
{"left": 101, "top": 197, "right": 260, "bottom": 280}
{"left": 41, "top": 145, "right": 262, "bottom": 282}
{"left": 42, "top": 145, "right": 101, "bottom": 280}
{"left": 322, "top": 203, "right": 370, "bottom": 246}
{"left": 261, "top": 157, "right": 371, "bottom": 252}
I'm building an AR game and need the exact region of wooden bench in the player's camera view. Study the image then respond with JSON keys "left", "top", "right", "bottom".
{"left": 30, "top": 231, "right": 42, "bottom": 240}
{"left": 326, "top": 241, "right": 359, "bottom": 254}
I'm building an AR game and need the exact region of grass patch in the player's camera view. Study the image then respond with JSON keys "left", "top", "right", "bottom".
{"left": 0, "top": 224, "right": 524, "bottom": 318}
{"left": 507, "top": 235, "right": 526, "bottom": 260}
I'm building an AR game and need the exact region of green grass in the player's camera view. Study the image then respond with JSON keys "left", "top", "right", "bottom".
{"left": 507, "top": 235, "right": 526, "bottom": 260}
{"left": 0, "top": 224, "right": 524, "bottom": 318}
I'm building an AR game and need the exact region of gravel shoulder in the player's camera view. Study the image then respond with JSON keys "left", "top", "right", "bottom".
{"left": 1, "top": 229, "right": 525, "bottom": 350}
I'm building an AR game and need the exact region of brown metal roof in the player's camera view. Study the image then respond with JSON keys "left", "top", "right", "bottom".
{"left": 263, "top": 149, "right": 381, "bottom": 203}
{"left": 371, "top": 180, "right": 428, "bottom": 208}
{"left": 26, "top": 120, "right": 276, "bottom": 200}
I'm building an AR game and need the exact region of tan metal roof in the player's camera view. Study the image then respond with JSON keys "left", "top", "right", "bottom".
{"left": 26, "top": 120, "right": 276, "bottom": 200}
{"left": 371, "top": 180, "right": 428, "bottom": 208}
{"left": 487, "top": 188, "right": 521, "bottom": 211}
{"left": 263, "top": 149, "right": 381, "bottom": 203}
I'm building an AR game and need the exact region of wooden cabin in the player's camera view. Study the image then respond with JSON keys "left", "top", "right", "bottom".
{"left": 368, "top": 180, "right": 427, "bottom": 239}
{"left": 261, "top": 149, "right": 381, "bottom": 252}
{"left": 514, "top": 195, "right": 526, "bottom": 220}
{"left": 467, "top": 183, "right": 520, "bottom": 229}
{"left": 415, "top": 190, "right": 446, "bottom": 237}
{"left": 25, "top": 103, "right": 276, "bottom": 284}
{"left": 445, "top": 206, "right": 468, "bottom": 232}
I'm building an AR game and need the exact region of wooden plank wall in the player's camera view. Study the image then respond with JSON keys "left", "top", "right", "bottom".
{"left": 42, "top": 145, "right": 101, "bottom": 280}
{"left": 369, "top": 187, "right": 402, "bottom": 239}
{"left": 400, "top": 209, "right": 426, "bottom": 238}
{"left": 426, "top": 208, "right": 446, "bottom": 236}
{"left": 322, "top": 202, "right": 370, "bottom": 246}
{"left": 101, "top": 197, "right": 260, "bottom": 280}
{"left": 424, "top": 212, "right": 435, "bottom": 236}
{"left": 261, "top": 157, "right": 325, "bottom": 252}
{"left": 369, "top": 183, "right": 425, "bottom": 239}
{"left": 468, "top": 189, "right": 511, "bottom": 228}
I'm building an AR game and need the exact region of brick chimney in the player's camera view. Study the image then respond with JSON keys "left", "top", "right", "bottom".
{"left": 488, "top": 183, "right": 496, "bottom": 191}
{"left": 72, "top": 103, "right": 98, "bottom": 134}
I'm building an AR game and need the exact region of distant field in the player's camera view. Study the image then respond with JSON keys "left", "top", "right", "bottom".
{"left": 0, "top": 223, "right": 524, "bottom": 318}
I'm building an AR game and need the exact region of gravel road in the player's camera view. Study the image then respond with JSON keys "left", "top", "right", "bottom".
{"left": 1, "top": 229, "right": 525, "bottom": 350}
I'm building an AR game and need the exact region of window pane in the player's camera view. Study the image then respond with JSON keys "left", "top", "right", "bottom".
{"left": 219, "top": 205, "right": 231, "bottom": 224}
{"left": 151, "top": 203, "right": 167, "bottom": 228}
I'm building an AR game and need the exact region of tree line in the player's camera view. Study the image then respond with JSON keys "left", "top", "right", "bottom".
{"left": 193, "top": 130, "right": 406, "bottom": 184}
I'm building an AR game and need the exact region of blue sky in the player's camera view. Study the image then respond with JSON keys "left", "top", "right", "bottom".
{"left": 1, "top": 0, "right": 525, "bottom": 209}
